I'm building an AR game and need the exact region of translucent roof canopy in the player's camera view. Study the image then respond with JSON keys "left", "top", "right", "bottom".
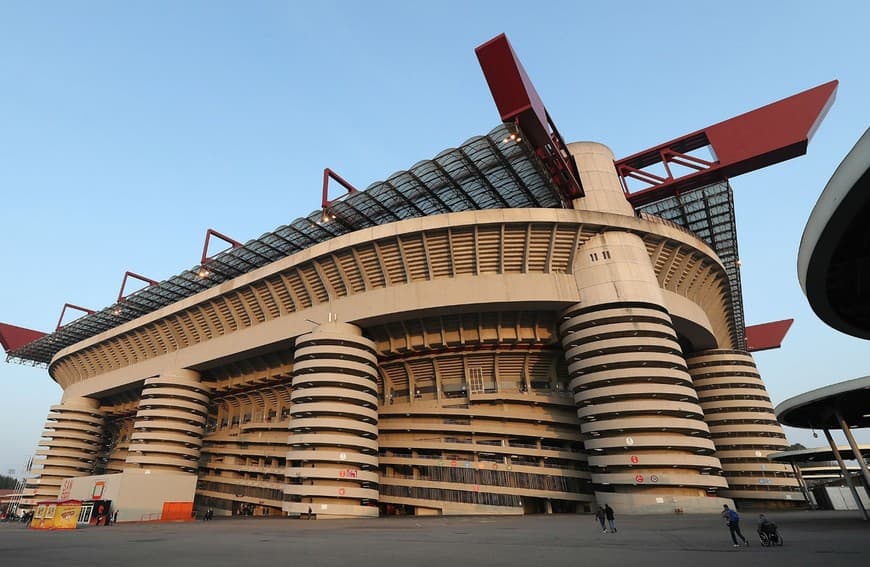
{"left": 637, "top": 181, "right": 746, "bottom": 349}
{"left": 8, "top": 124, "right": 560, "bottom": 365}
{"left": 7, "top": 124, "right": 747, "bottom": 366}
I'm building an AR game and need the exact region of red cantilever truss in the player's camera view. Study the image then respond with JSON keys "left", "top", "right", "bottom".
{"left": 117, "top": 271, "right": 158, "bottom": 303}
{"left": 56, "top": 303, "right": 94, "bottom": 331}
{"left": 475, "top": 34, "right": 583, "bottom": 206}
{"left": 200, "top": 228, "right": 242, "bottom": 264}
{"left": 321, "top": 168, "right": 359, "bottom": 220}
{"left": 0, "top": 322, "right": 46, "bottom": 353}
{"left": 618, "top": 81, "right": 838, "bottom": 206}
{"left": 475, "top": 35, "right": 837, "bottom": 209}
{"left": 744, "top": 319, "right": 794, "bottom": 352}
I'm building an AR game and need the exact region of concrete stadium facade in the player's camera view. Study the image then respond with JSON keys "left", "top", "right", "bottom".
{"left": 15, "top": 137, "right": 804, "bottom": 518}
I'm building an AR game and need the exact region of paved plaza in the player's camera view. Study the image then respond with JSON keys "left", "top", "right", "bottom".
{"left": 1, "top": 510, "right": 868, "bottom": 567}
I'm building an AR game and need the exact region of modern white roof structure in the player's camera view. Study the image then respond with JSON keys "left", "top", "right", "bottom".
{"left": 775, "top": 375, "right": 870, "bottom": 430}
{"left": 783, "top": 128, "right": 870, "bottom": 519}
{"left": 798, "top": 128, "right": 870, "bottom": 339}
{"left": 769, "top": 444, "right": 870, "bottom": 464}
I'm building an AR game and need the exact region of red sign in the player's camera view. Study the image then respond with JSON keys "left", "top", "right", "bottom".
{"left": 338, "top": 488, "right": 346, "bottom": 496}
{"left": 635, "top": 474, "right": 644, "bottom": 483}
{"left": 630, "top": 455, "right": 639, "bottom": 464}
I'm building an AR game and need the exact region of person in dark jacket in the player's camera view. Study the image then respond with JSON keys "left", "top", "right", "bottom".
{"left": 721, "top": 504, "right": 749, "bottom": 547}
{"left": 594, "top": 506, "right": 607, "bottom": 533}
{"left": 604, "top": 504, "right": 617, "bottom": 533}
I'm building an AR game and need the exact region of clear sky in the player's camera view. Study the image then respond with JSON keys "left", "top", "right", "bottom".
{"left": 1, "top": 1, "right": 868, "bottom": 477}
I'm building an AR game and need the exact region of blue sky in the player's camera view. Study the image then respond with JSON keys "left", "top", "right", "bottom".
{"left": 1, "top": 1, "right": 868, "bottom": 476}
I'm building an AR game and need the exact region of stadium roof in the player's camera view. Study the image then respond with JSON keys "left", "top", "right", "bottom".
{"left": 4, "top": 122, "right": 752, "bottom": 367}
{"left": 4, "top": 124, "right": 566, "bottom": 366}
{"left": 0, "top": 35, "right": 837, "bottom": 372}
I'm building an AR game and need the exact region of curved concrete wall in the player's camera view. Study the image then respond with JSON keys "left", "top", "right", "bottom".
{"left": 373, "top": 311, "right": 592, "bottom": 514}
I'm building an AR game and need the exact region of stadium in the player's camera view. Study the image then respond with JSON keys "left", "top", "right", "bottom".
{"left": 0, "top": 35, "right": 836, "bottom": 519}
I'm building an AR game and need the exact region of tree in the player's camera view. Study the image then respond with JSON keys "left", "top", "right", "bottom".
{"left": 785, "top": 443, "right": 807, "bottom": 452}
{"left": 0, "top": 474, "right": 18, "bottom": 489}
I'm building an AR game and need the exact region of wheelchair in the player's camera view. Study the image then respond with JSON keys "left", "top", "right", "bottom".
{"left": 758, "top": 523, "right": 783, "bottom": 547}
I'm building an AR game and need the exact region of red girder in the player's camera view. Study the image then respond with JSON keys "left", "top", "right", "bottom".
{"left": 56, "top": 303, "right": 94, "bottom": 331}
{"left": 117, "top": 271, "right": 158, "bottom": 303}
{"left": 475, "top": 34, "right": 583, "bottom": 206}
{"left": 322, "top": 168, "right": 359, "bottom": 208}
{"left": 321, "top": 167, "right": 359, "bottom": 222}
{"left": 618, "top": 81, "right": 838, "bottom": 206}
{"left": 0, "top": 322, "right": 46, "bottom": 352}
{"left": 200, "top": 228, "right": 242, "bottom": 265}
{"left": 745, "top": 319, "right": 794, "bottom": 352}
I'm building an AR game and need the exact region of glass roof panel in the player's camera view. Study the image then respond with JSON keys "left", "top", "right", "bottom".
{"left": 10, "top": 124, "right": 558, "bottom": 365}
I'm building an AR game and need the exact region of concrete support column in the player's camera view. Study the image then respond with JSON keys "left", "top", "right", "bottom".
{"left": 23, "top": 396, "right": 104, "bottom": 505}
{"left": 567, "top": 142, "right": 635, "bottom": 216}
{"left": 822, "top": 428, "right": 869, "bottom": 520}
{"left": 284, "top": 322, "right": 380, "bottom": 518}
{"left": 125, "top": 369, "right": 209, "bottom": 473}
{"left": 686, "top": 349, "right": 804, "bottom": 505}
{"left": 835, "top": 411, "right": 870, "bottom": 496}
{"left": 789, "top": 461, "right": 814, "bottom": 508}
{"left": 560, "top": 230, "right": 727, "bottom": 513}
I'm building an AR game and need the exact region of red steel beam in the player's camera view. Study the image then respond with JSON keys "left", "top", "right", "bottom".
{"left": 0, "top": 322, "right": 47, "bottom": 352}
{"left": 200, "top": 228, "right": 242, "bottom": 265}
{"left": 475, "top": 33, "right": 583, "bottom": 205}
{"left": 321, "top": 168, "right": 359, "bottom": 221}
{"left": 618, "top": 81, "right": 838, "bottom": 207}
{"left": 117, "top": 271, "right": 158, "bottom": 303}
{"left": 56, "top": 303, "right": 94, "bottom": 331}
{"left": 745, "top": 318, "right": 794, "bottom": 352}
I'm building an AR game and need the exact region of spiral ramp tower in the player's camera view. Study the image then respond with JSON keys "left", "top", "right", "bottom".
{"left": 284, "top": 322, "right": 380, "bottom": 518}
{"left": 561, "top": 299, "right": 728, "bottom": 512}
{"left": 686, "top": 350, "right": 804, "bottom": 505}
{"left": 124, "top": 370, "right": 210, "bottom": 473}
{"left": 22, "top": 397, "right": 104, "bottom": 505}
{"left": 559, "top": 143, "right": 729, "bottom": 513}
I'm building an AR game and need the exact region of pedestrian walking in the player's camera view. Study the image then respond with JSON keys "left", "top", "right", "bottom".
{"left": 594, "top": 506, "right": 607, "bottom": 533}
{"left": 604, "top": 504, "right": 617, "bottom": 533}
{"left": 721, "top": 504, "right": 749, "bottom": 547}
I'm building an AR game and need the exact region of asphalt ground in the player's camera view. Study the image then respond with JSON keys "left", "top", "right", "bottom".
{"left": 1, "top": 510, "right": 868, "bottom": 567}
